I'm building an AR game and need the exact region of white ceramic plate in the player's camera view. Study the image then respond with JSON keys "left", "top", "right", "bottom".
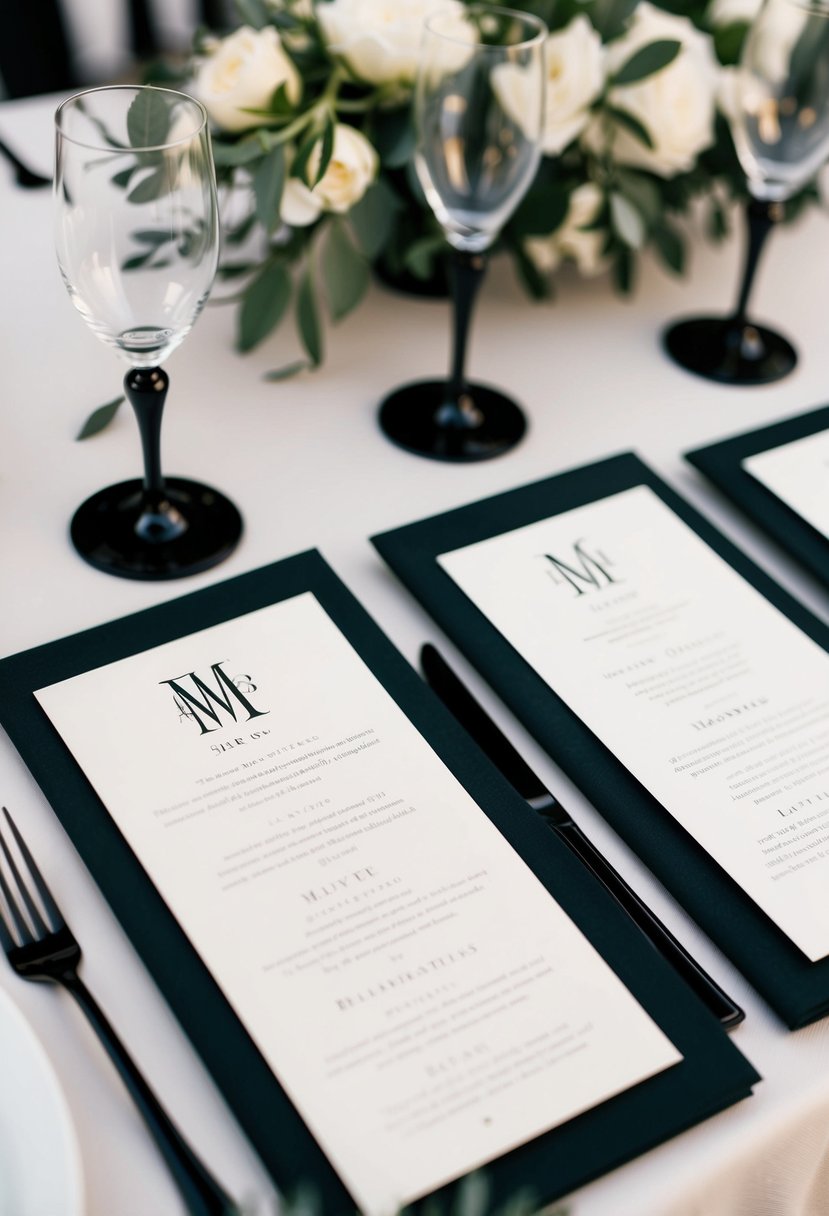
{"left": 0, "top": 985, "right": 84, "bottom": 1216}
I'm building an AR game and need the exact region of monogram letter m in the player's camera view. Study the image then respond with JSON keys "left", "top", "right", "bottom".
{"left": 160, "top": 663, "right": 268, "bottom": 735}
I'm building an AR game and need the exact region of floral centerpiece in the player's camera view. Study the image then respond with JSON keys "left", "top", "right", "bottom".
{"left": 85, "top": 0, "right": 819, "bottom": 414}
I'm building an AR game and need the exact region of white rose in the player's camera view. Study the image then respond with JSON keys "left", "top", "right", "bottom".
{"left": 542, "top": 15, "right": 605, "bottom": 156}
{"left": 604, "top": 3, "right": 719, "bottom": 177}
{"left": 194, "top": 26, "right": 300, "bottom": 133}
{"left": 706, "top": 0, "right": 762, "bottom": 26}
{"left": 525, "top": 183, "right": 607, "bottom": 276}
{"left": 318, "top": 0, "right": 473, "bottom": 86}
{"left": 282, "top": 124, "right": 378, "bottom": 225}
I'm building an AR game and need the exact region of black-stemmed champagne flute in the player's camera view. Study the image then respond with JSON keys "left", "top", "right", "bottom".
{"left": 379, "top": 5, "right": 547, "bottom": 461}
{"left": 664, "top": 0, "right": 829, "bottom": 385}
{"left": 55, "top": 85, "right": 242, "bottom": 579}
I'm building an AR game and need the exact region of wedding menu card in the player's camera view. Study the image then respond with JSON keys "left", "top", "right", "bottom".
{"left": 34, "top": 590, "right": 680, "bottom": 1215}
{"left": 742, "top": 429, "right": 829, "bottom": 542}
{"left": 686, "top": 406, "right": 829, "bottom": 590}
{"left": 0, "top": 552, "right": 759, "bottom": 1207}
{"left": 438, "top": 485, "right": 829, "bottom": 963}
{"left": 372, "top": 456, "right": 829, "bottom": 1027}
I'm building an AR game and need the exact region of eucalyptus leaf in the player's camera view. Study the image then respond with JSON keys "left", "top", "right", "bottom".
{"left": 111, "top": 166, "right": 137, "bottom": 188}
{"left": 134, "top": 229, "right": 173, "bottom": 245}
{"left": 321, "top": 221, "right": 370, "bottom": 322}
{"left": 237, "top": 260, "right": 292, "bottom": 352}
{"left": 615, "top": 169, "right": 661, "bottom": 221}
{"left": 348, "top": 179, "right": 401, "bottom": 259}
{"left": 610, "top": 191, "right": 646, "bottom": 248}
{"left": 607, "top": 106, "right": 654, "bottom": 149}
{"left": 253, "top": 145, "right": 286, "bottom": 233}
{"left": 508, "top": 184, "right": 569, "bottom": 239}
{"left": 372, "top": 109, "right": 416, "bottom": 169}
{"left": 122, "top": 252, "right": 154, "bottom": 271}
{"left": 311, "top": 116, "right": 335, "bottom": 188}
{"left": 296, "top": 266, "right": 323, "bottom": 366}
{"left": 75, "top": 396, "right": 125, "bottom": 440}
{"left": 651, "top": 221, "right": 685, "bottom": 274}
{"left": 611, "top": 39, "right": 681, "bottom": 87}
{"left": 234, "top": 0, "right": 270, "bottom": 29}
{"left": 264, "top": 360, "right": 310, "bottom": 381}
{"left": 126, "top": 166, "right": 168, "bottom": 204}
{"left": 126, "top": 88, "right": 171, "bottom": 150}
{"left": 211, "top": 139, "right": 266, "bottom": 168}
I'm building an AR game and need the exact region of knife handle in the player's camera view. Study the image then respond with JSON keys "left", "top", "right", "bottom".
{"left": 549, "top": 816, "right": 745, "bottom": 1028}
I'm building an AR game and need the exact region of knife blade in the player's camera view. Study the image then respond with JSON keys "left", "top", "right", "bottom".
{"left": 420, "top": 643, "right": 745, "bottom": 1030}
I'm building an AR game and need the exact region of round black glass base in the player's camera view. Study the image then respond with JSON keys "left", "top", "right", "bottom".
{"left": 378, "top": 380, "right": 526, "bottom": 462}
{"left": 663, "top": 317, "right": 797, "bottom": 386}
{"left": 70, "top": 477, "right": 243, "bottom": 581}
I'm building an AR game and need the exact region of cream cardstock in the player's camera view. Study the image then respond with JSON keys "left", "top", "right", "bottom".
{"left": 440, "top": 486, "right": 829, "bottom": 963}
{"left": 742, "top": 429, "right": 829, "bottom": 541}
{"left": 35, "top": 592, "right": 679, "bottom": 1215}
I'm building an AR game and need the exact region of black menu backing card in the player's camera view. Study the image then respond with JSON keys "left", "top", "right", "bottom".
{"left": 687, "top": 405, "right": 829, "bottom": 588}
{"left": 0, "top": 551, "right": 759, "bottom": 1212}
{"left": 372, "top": 455, "right": 829, "bottom": 1029}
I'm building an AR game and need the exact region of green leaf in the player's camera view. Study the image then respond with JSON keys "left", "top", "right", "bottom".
{"left": 613, "top": 246, "right": 635, "bottom": 293}
{"left": 292, "top": 128, "right": 320, "bottom": 187}
{"left": 321, "top": 221, "right": 370, "bottom": 322}
{"left": 403, "top": 234, "right": 446, "bottom": 280}
{"left": 607, "top": 106, "right": 654, "bottom": 149}
{"left": 211, "top": 139, "right": 266, "bottom": 168}
{"left": 253, "top": 145, "right": 286, "bottom": 233}
{"left": 75, "top": 396, "right": 124, "bottom": 440}
{"left": 611, "top": 39, "right": 682, "bottom": 87}
{"left": 296, "top": 265, "right": 323, "bottom": 366}
{"left": 134, "top": 229, "right": 172, "bottom": 246}
{"left": 111, "top": 166, "right": 137, "bottom": 188}
{"left": 651, "top": 221, "right": 685, "bottom": 274}
{"left": 122, "top": 252, "right": 154, "bottom": 270}
{"left": 372, "top": 108, "right": 416, "bottom": 169}
{"left": 610, "top": 190, "right": 646, "bottom": 249}
{"left": 264, "top": 360, "right": 310, "bottom": 381}
{"left": 126, "top": 88, "right": 171, "bottom": 149}
{"left": 508, "top": 184, "right": 569, "bottom": 238}
{"left": 311, "top": 116, "right": 335, "bottom": 188}
{"left": 237, "top": 260, "right": 292, "bottom": 352}
{"left": 707, "top": 198, "right": 729, "bottom": 241}
{"left": 234, "top": 0, "right": 269, "bottom": 28}
{"left": 348, "top": 178, "right": 401, "bottom": 259}
{"left": 615, "top": 169, "right": 661, "bottom": 222}
{"left": 512, "top": 243, "right": 552, "bottom": 300}
{"left": 126, "top": 166, "right": 168, "bottom": 204}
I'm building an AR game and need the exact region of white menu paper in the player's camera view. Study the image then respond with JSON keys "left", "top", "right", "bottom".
{"left": 35, "top": 592, "right": 679, "bottom": 1216}
{"left": 439, "top": 486, "right": 829, "bottom": 963}
{"left": 742, "top": 429, "right": 829, "bottom": 540}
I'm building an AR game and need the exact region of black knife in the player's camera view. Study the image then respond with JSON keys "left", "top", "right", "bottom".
{"left": 420, "top": 643, "right": 745, "bottom": 1030}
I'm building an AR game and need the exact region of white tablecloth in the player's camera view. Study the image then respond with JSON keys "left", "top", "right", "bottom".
{"left": 0, "top": 91, "right": 828, "bottom": 1216}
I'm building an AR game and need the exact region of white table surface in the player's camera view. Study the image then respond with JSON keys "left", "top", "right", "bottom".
{"left": 1, "top": 90, "right": 828, "bottom": 1216}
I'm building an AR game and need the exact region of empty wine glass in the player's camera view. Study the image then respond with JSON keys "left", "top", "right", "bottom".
{"left": 378, "top": 5, "right": 547, "bottom": 461}
{"left": 55, "top": 85, "right": 242, "bottom": 579}
{"left": 664, "top": 0, "right": 829, "bottom": 385}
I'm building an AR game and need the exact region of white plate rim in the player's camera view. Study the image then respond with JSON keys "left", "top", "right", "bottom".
{"left": 0, "top": 983, "right": 85, "bottom": 1216}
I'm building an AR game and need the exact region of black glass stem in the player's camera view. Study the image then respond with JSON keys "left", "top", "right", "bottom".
{"left": 662, "top": 198, "right": 797, "bottom": 385}
{"left": 70, "top": 367, "right": 243, "bottom": 580}
{"left": 378, "top": 249, "right": 526, "bottom": 461}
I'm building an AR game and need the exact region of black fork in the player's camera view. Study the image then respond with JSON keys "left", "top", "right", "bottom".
{"left": 0, "top": 806, "right": 239, "bottom": 1216}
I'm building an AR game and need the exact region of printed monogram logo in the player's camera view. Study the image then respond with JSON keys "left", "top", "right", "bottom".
{"left": 160, "top": 662, "right": 268, "bottom": 735}
{"left": 542, "top": 538, "right": 619, "bottom": 597}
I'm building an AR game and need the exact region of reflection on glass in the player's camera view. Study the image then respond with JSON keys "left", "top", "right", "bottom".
{"left": 55, "top": 85, "right": 242, "bottom": 579}
{"left": 664, "top": 0, "right": 829, "bottom": 385}
{"left": 379, "top": 5, "right": 547, "bottom": 462}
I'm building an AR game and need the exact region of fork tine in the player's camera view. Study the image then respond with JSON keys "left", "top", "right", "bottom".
{"left": 0, "top": 882, "right": 16, "bottom": 952}
{"left": 0, "top": 835, "right": 34, "bottom": 945}
{"left": 1, "top": 808, "right": 64, "bottom": 934}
